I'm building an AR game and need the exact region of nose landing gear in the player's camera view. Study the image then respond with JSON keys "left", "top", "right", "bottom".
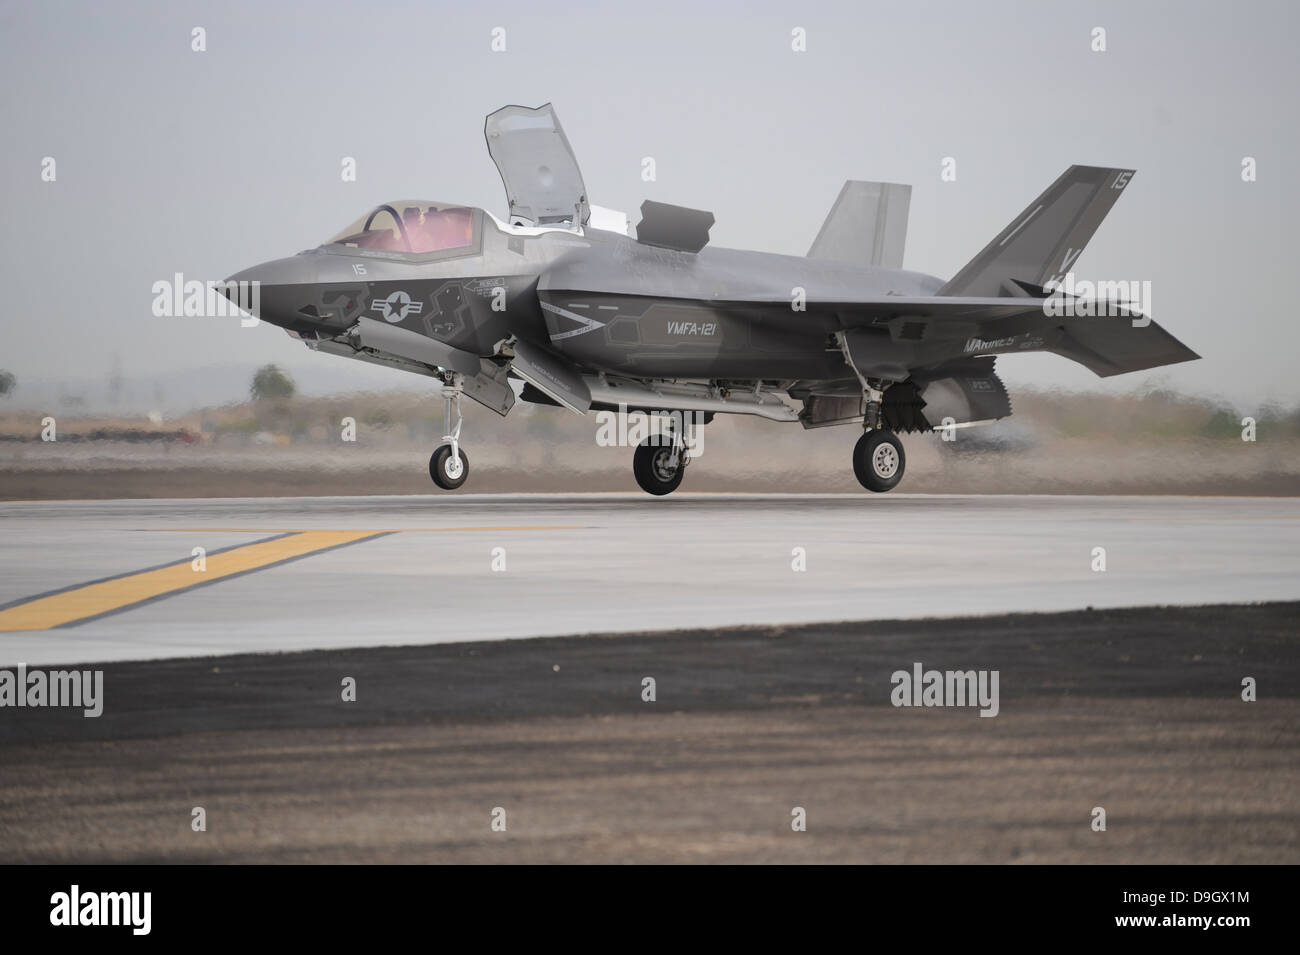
{"left": 429, "top": 379, "right": 469, "bottom": 490}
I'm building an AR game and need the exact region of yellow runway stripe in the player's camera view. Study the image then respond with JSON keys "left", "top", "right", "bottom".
{"left": 158, "top": 525, "right": 588, "bottom": 533}
{"left": 0, "top": 531, "right": 384, "bottom": 632}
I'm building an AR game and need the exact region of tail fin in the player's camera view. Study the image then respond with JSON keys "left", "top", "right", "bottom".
{"left": 939, "top": 165, "right": 1135, "bottom": 297}
{"left": 808, "top": 180, "right": 911, "bottom": 269}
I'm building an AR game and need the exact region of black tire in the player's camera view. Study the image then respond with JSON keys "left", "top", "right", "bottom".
{"left": 633, "top": 437, "right": 685, "bottom": 496}
{"left": 429, "top": 444, "right": 469, "bottom": 490}
{"left": 853, "top": 430, "right": 905, "bottom": 492}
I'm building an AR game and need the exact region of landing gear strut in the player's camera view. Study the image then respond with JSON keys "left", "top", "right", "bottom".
{"left": 429, "top": 378, "right": 469, "bottom": 490}
{"left": 841, "top": 365, "right": 904, "bottom": 492}
{"left": 853, "top": 429, "right": 905, "bottom": 492}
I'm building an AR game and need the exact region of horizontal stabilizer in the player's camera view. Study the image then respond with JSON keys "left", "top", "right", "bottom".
{"left": 829, "top": 296, "right": 1197, "bottom": 379}
{"left": 808, "top": 180, "right": 911, "bottom": 269}
{"left": 1047, "top": 315, "right": 1200, "bottom": 377}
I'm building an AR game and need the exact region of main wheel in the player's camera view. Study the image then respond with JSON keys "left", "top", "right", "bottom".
{"left": 429, "top": 444, "right": 469, "bottom": 490}
{"left": 633, "top": 438, "right": 685, "bottom": 496}
{"left": 853, "top": 430, "right": 905, "bottom": 492}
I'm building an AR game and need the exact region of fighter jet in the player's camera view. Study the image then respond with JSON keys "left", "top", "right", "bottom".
{"left": 225, "top": 103, "right": 1198, "bottom": 495}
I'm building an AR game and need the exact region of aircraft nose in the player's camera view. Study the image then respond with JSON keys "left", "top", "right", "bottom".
{"left": 223, "top": 264, "right": 261, "bottom": 288}
{"left": 220, "top": 261, "right": 278, "bottom": 312}
{"left": 225, "top": 254, "right": 320, "bottom": 288}
{"left": 224, "top": 257, "right": 293, "bottom": 290}
{"left": 221, "top": 256, "right": 320, "bottom": 328}
{"left": 218, "top": 266, "right": 262, "bottom": 318}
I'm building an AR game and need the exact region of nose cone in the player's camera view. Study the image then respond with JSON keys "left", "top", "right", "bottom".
{"left": 226, "top": 254, "right": 319, "bottom": 288}
{"left": 222, "top": 255, "right": 321, "bottom": 330}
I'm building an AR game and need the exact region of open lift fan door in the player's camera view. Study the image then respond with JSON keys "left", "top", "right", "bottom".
{"left": 485, "top": 103, "right": 590, "bottom": 227}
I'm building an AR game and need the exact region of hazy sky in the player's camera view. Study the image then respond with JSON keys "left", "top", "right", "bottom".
{"left": 1, "top": 0, "right": 1296, "bottom": 410}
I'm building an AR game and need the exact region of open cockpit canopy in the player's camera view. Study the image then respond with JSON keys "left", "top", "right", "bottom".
{"left": 485, "top": 104, "right": 589, "bottom": 227}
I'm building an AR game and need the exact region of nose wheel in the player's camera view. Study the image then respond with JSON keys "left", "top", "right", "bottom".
{"left": 429, "top": 381, "right": 470, "bottom": 491}
{"left": 853, "top": 429, "right": 905, "bottom": 492}
{"left": 430, "top": 444, "right": 469, "bottom": 489}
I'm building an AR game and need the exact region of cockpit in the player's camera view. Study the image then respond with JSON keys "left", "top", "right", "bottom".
{"left": 325, "top": 201, "right": 476, "bottom": 254}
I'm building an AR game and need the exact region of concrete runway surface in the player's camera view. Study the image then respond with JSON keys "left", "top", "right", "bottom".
{"left": 1, "top": 493, "right": 1299, "bottom": 666}
{"left": 0, "top": 494, "right": 1297, "bottom": 863}
{"left": 1, "top": 603, "right": 1296, "bottom": 863}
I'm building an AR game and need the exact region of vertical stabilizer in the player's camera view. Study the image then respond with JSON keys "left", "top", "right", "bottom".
{"left": 807, "top": 180, "right": 911, "bottom": 269}
{"left": 939, "top": 165, "right": 1135, "bottom": 297}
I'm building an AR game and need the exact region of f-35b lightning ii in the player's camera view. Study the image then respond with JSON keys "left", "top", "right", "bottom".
{"left": 225, "top": 103, "right": 1198, "bottom": 494}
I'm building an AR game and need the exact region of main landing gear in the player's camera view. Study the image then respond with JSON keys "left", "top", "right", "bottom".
{"left": 429, "top": 379, "right": 469, "bottom": 490}
{"left": 848, "top": 375, "right": 905, "bottom": 492}
{"left": 632, "top": 414, "right": 695, "bottom": 496}
{"left": 633, "top": 437, "right": 686, "bottom": 495}
{"left": 853, "top": 429, "right": 905, "bottom": 492}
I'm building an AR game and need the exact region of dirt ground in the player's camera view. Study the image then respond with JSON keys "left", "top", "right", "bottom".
{"left": 5, "top": 383, "right": 1299, "bottom": 498}
{"left": 2, "top": 603, "right": 1296, "bottom": 863}
{"left": 3, "top": 434, "right": 1299, "bottom": 498}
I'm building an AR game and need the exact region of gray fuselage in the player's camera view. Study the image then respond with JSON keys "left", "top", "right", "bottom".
{"left": 233, "top": 208, "right": 943, "bottom": 384}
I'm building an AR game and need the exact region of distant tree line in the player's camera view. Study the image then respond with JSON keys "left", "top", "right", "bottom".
{"left": 251, "top": 364, "right": 295, "bottom": 401}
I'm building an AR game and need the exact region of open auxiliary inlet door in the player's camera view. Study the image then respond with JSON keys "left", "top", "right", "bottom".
{"left": 485, "top": 104, "right": 590, "bottom": 227}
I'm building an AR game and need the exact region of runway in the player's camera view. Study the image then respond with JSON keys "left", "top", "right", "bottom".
{"left": 2, "top": 494, "right": 1298, "bottom": 863}
{"left": 2, "top": 493, "right": 1299, "bottom": 666}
